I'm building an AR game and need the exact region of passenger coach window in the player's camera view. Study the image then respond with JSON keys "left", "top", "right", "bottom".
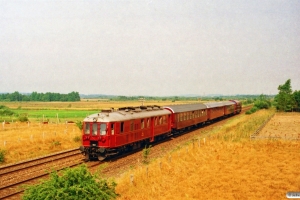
{"left": 100, "top": 123, "right": 107, "bottom": 135}
{"left": 92, "top": 123, "right": 97, "bottom": 135}
{"left": 85, "top": 123, "right": 90, "bottom": 134}
{"left": 121, "top": 122, "right": 124, "bottom": 133}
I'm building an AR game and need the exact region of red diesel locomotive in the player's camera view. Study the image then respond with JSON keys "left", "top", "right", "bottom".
{"left": 79, "top": 100, "right": 241, "bottom": 160}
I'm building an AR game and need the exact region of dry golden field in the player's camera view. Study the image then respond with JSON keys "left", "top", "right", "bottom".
{"left": 116, "top": 110, "right": 300, "bottom": 200}
{"left": 0, "top": 122, "right": 82, "bottom": 164}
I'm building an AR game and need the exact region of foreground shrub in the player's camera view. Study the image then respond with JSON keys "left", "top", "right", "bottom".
{"left": 22, "top": 164, "right": 118, "bottom": 200}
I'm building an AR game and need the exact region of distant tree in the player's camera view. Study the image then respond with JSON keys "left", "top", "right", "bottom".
{"left": 293, "top": 90, "right": 300, "bottom": 111}
{"left": 275, "top": 79, "right": 295, "bottom": 111}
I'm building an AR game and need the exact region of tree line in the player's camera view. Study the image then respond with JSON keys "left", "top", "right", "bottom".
{"left": 275, "top": 79, "right": 300, "bottom": 112}
{"left": 0, "top": 91, "right": 80, "bottom": 102}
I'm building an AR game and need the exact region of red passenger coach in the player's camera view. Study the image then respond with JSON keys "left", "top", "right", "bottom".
{"left": 223, "top": 101, "right": 235, "bottom": 115}
{"left": 80, "top": 106, "right": 171, "bottom": 160}
{"left": 204, "top": 102, "right": 225, "bottom": 120}
{"left": 164, "top": 103, "right": 208, "bottom": 134}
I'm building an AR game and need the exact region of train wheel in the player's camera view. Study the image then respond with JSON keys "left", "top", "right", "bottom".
{"left": 98, "top": 154, "right": 107, "bottom": 161}
{"left": 84, "top": 154, "right": 90, "bottom": 162}
{"left": 97, "top": 147, "right": 107, "bottom": 161}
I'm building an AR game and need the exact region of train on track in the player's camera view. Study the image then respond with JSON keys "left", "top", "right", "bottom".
{"left": 79, "top": 100, "right": 242, "bottom": 160}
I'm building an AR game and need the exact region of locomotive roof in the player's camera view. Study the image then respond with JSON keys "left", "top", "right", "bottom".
{"left": 203, "top": 101, "right": 235, "bottom": 108}
{"left": 163, "top": 103, "right": 207, "bottom": 113}
{"left": 84, "top": 105, "right": 171, "bottom": 122}
{"left": 230, "top": 99, "right": 241, "bottom": 104}
{"left": 222, "top": 101, "right": 236, "bottom": 106}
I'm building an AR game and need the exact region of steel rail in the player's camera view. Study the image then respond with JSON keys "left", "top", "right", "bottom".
{"left": 0, "top": 148, "right": 79, "bottom": 175}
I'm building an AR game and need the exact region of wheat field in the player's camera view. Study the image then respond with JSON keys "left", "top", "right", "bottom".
{"left": 0, "top": 122, "right": 82, "bottom": 164}
{"left": 116, "top": 110, "right": 300, "bottom": 200}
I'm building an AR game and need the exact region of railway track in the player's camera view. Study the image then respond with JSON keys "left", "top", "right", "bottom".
{"left": 0, "top": 148, "right": 85, "bottom": 199}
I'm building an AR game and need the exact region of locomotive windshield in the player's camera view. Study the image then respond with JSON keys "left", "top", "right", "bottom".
{"left": 84, "top": 122, "right": 90, "bottom": 134}
{"left": 100, "top": 123, "right": 107, "bottom": 135}
{"left": 92, "top": 123, "right": 97, "bottom": 135}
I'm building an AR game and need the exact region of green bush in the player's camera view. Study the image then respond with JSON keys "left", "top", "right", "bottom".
{"left": 22, "top": 164, "right": 118, "bottom": 200}
{"left": 254, "top": 100, "right": 271, "bottom": 109}
{"left": 245, "top": 110, "right": 251, "bottom": 115}
{"left": 142, "top": 145, "right": 152, "bottom": 164}
{"left": 73, "top": 136, "right": 81, "bottom": 142}
{"left": 245, "top": 106, "right": 259, "bottom": 115}
{"left": 18, "top": 116, "right": 29, "bottom": 122}
{"left": 0, "top": 149, "right": 6, "bottom": 163}
{"left": 76, "top": 121, "right": 83, "bottom": 131}
{"left": 0, "top": 105, "right": 15, "bottom": 116}
{"left": 52, "top": 141, "right": 61, "bottom": 147}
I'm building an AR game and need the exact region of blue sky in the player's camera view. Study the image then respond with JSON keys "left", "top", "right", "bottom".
{"left": 1, "top": 0, "right": 299, "bottom": 96}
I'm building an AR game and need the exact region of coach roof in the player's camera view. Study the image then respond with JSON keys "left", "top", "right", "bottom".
{"left": 163, "top": 103, "right": 207, "bottom": 113}
{"left": 84, "top": 107, "right": 171, "bottom": 122}
{"left": 203, "top": 101, "right": 235, "bottom": 108}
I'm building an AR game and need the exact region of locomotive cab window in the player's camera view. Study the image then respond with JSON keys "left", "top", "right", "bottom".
{"left": 85, "top": 123, "right": 90, "bottom": 134}
{"left": 92, "top": 123, "right": 97, "bottom": 136}
{"left": 100, "top": 123, "right": 107, "bottom": 135}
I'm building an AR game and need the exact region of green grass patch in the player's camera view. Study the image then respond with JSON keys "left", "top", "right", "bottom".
{"left": 11, "top": 109, "right": 100, "bottom": 122}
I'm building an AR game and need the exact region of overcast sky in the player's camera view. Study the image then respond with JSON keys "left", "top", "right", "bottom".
{"left": 0, "top": 0, "right": 299, "bottom": 96}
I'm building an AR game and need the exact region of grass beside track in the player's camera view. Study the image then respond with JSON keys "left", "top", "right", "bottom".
{"left": 115, "top": 109, "right": 300, "bottom": 199}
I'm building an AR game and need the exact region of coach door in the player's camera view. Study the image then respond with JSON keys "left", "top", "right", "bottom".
{"left": 150, "top": 117, "right": 154, "bottom": 142}
{"left": 110, "top": 122, "right": 116, "bottom": 147}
